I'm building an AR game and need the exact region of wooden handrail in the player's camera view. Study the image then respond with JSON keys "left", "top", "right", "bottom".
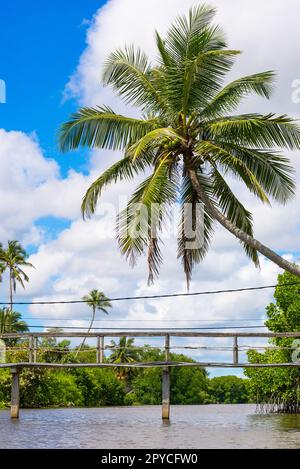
{"left": 1, "top": 331, "right": 300, "bottom": 339}
{"left": 2, "top": 330, "right": 299, "bottom": 421}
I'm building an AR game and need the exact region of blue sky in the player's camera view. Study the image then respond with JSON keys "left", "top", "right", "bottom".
{"left": 0, "top": 0, "right": 104, "bottom": 176}
{"left": 0, "top": 0, "right": 299, "bottom": 375}
{"left": 0, "top": 0, "right": 106, "bottom": 330}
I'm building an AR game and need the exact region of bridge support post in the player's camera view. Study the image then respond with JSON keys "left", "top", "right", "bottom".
{"left": 96, "top": 336, "right": 105, "bottom": 364}
{"left": 33, "top": 337, "right": 38, "bottom": 363}
{"left": 162, "top": 367, "right": 170, "bottom": 420}
{"left": 162, "top": 334, "right": 170, "bottom": 420}
{"left": 10, "top": 367, "right": 20, "bottom": 419}
{"left": 29, "top": 335, "right": 34, "bottom": 362}
{"left": 100, "top": 336, "right": 105, "bottom": 363}
{"left": 233, "top": 336, "right": 239, "bottom": 365}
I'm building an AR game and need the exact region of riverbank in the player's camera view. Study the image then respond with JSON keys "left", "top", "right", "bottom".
{"left": 0, "top": 405, "right": 299, "bottom": 449}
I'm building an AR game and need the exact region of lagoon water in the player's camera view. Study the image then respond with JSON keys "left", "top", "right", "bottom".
{"left": 0, "top": 405, "right": 299, "bottom": 449}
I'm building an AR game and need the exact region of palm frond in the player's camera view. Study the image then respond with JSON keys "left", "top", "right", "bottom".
{"left": 196, "top": 141, "right": 271, "bottom": 203}
{"left": 155, "top": 31, "right": 175, "bottom": 67}
{"left": 211, "top": 167, "right": 259, "bottom": 266}
{"left": 205, "top": 113, "right": 300, "bottom": 150}
{"left": 161, "top": 47, "right": 240, "bottom": 114}
{"left": 102, "top": 46, "right": 167, "bottom": 113}
{"left": 165, "top": 4, "right": 219, "bottom": 61}
{"left": 81, "top": 152, "right": 154, "bottom": 219}
{"left": 128, "top": 127, "right": 185, "bottom": 161}
{"left": 147, "top": 236, "right": 163, "bottom": 286}
{"left": 59, "top": 106, "right": 160, "bottom": 152}
{"left": 178, "top": 172, "right": 215, "bottom": 288}
{"left": 200, "top": 71, "right": 275, "bottom": 119}
{"left": 154, "top": 4, "right": 241, "bottom": 113}
{"left": 212, "top": 142, "right": 296, "bottom": 204}
{"left": 117, "top": 158, "right": 178, "bottom": 280}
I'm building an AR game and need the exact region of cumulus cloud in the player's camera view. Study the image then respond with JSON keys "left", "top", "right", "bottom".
{"left": 0, "top": 129, "right": 91, "bottom": 241}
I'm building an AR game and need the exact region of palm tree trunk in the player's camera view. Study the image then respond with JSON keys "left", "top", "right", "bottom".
{"left": 9, "top": 269, "right": 13, "bottom": 312}
{"left": 187, "top": 166, "right": 300, "bottom": 278}
{"left": 75, "top": 306, "right": 96, "bottom": 358}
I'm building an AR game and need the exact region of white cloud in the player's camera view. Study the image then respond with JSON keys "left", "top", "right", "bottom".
{"left": 0, "top": 129, "right": 91, "bottom": 242}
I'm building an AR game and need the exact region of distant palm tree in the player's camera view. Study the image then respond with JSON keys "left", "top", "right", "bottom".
{"left": 0, "top": 241, "right": 34, "bottom": 311}
{"left": 40, "top": 328, "right": 71, "bottom": 363}
{"left": 60, "top": 4, "right": 300, "bottom": 287}
{"left": 0, "top": 308, "right": 29, "bottom": 334}
{"left": 76, "top": 289, "right": 112, "bottom": 357}
{"left": 109, "top": 337, "right": 140, "bottom": 384}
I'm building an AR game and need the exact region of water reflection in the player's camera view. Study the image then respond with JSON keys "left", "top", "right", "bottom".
{"left": 0, "top": 405, "right": 299, "bottom": 449}
{"left": 248, "top": 412, "right": 300, "bottom": 432}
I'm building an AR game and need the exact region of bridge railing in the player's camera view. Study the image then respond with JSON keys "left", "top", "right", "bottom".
{"left": 0, "top": 331, "right": 300, "bottom": 420}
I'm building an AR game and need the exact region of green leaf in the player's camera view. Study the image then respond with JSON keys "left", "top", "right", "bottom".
{"left": 196, "top": 140, "right": 271, "bottom": 204}
{"left": 178, "top": 172, "right": 215, "bottom": 289}
{"left": 102, "top": 46, "right": 167, "bottom": 113}
{"left": 211, "top": 167, "right": 259, "bottom": 266}
{"left": 117, "top": 158, "right": 178, "bottom": 279}
{"left": 128, "top": 127, "right": 185, "bottom": 161}
{"left": 200, "top": 71, "right": 275, "bottom": 119}
{"left": 213, "top": 142, "right": 296, "bottom": 204}
{"left": 59, "top": 106, "right": 160, "bottom": 152}
{"left": 205, "top": 113, "right": 300, "bottom": 150}
{"left": 82, "top": 152, "right": 154, "bottom": 219}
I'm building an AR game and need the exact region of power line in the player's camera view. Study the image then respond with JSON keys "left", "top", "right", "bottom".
{"left": 21, "top": 317, "right": 267, "bottom": 322}
{"left": 22, "top": 325, "right": 268, "bottom": 330}
{"left": 1, "top": 282, "right": 299, "bottom": 306}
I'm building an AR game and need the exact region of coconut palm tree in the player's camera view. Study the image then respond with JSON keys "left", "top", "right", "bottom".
{"left": 76, "top": 289, "right": 111, "bottom": 357}
{"left": 0, "top": 241, "right": 34, "bottom": 311}
{"left": 0, "top": 308, "right": 29, "bottom": 334}
{"left": 59, "top": 4, "right": 300, "bottom": 287}
{"left": 109, "top": 337, "right": 140, "bottom": 386}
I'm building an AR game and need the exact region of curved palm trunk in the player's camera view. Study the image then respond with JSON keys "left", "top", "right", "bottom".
{"left": 187, "top": 167, "right": 300, "bottom": 278}
{"left": 75, "top": 306, "right": 96, "bottom": 358}
{"left": 9, "top": 269, "right": 13, "bottom": 312}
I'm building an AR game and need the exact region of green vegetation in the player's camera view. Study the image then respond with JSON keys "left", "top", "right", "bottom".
{"left": 0, "top": 309, "right": 28, "bottom": 335}
{"left": 245, "top": 271, "right": 300, "bottom": 413}
{"left": 60, "top": 4, "right": 300, "bottom": 287}
{"left": 208, "top": 376, "right": 249, "bottom": 404}
{"left": 0, "top": 341, "right": 250, "bottom": 408}
{"left": 76, "top": 290, "right": 112, "bottom": 356}
{"left": 0, "top": 240, "right": 34, "bottom": 311}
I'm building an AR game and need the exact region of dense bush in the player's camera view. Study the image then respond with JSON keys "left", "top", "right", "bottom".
{"left": 0, "top": 367, "right": 126, "bottom": 408}
{"left": 208, "top": 376, "right": 249, "bottom": 404}
{"left": 245, "top": 272, "right": 300, "bottom": 412}
{"left": 71, "top": 368, "right": 125, "bottom": 406}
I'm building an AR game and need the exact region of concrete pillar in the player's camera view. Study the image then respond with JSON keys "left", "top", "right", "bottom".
{"left": 162, "top": 335, "right": 170, "bottom": 420}
{"left": 11, "top": 367, "right": 20, "bottom": 419}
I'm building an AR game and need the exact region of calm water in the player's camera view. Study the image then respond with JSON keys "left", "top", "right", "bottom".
{"left": 0, "top": 405, "right": 299, "bottom": 449}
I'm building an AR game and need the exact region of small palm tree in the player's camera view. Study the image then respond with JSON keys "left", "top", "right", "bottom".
{"left": 76, "top": 289, "right": 111, "bottom": 357}
{"left": 0, "top": 241, "right": 34, "bottom": 311}
{"left": 60, "top": 5, "right": 300, "bottom": 287}
{"left": 0, "top": 308, "right": 29, "bottom": 334}
{"left": 109, "top": 337, "right": 140, "bottom": 385}
{"left": 40, "top": 328, "right": 71, "bottom": 363}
